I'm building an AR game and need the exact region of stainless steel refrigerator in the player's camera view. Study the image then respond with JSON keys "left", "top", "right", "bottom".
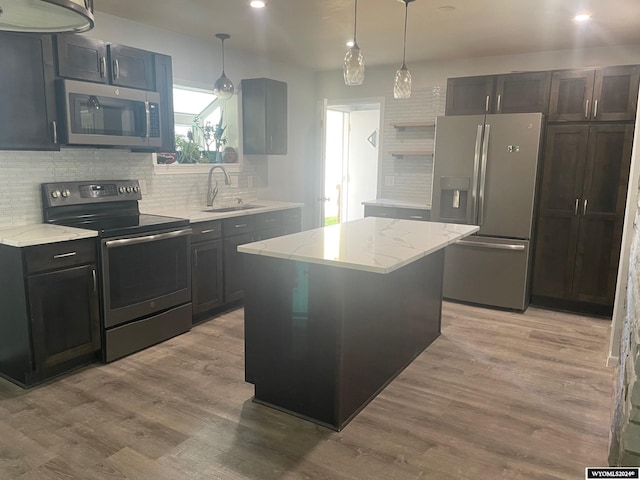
{"left": 431, "top": 113, "right": 544, "bottom": 311}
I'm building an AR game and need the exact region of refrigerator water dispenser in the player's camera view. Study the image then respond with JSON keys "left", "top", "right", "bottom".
{"left": 439, "top": 177, "right": 470, "bottom": 223}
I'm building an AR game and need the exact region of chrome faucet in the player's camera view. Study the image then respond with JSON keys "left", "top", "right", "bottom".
{"left": 207, "top": 165, "right": 232, "bottom": 206}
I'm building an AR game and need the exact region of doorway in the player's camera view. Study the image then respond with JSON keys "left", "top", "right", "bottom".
{"left": 322, "top": 101, "right": 382, "bottom": 226}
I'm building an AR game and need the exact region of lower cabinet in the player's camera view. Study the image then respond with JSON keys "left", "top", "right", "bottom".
{"left": 192, "top": 207, "right": 303, "bottom": 319}
{"left": 364, "top": 205, "right": 431, "bottom": 221}
{"left": 191, "top": 221, "right": 224, "bottom": 320}
{"left": 0, "top": 239, "right": 100, "bottom": 387}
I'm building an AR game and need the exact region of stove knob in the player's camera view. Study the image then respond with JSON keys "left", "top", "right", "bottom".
{"left": 118, "top": 186, "right": 125, "bottom": 194}
{"left": 51, "top": 190, "right": 61, "bottom": 199}
{"left": 133, "top": 186, "right": 140, "bottom": 193}
{"left": 61, "top": 189, "right": 71, "bottom": 198}
{"left": 125, "top": 186, "right": 132, "bottom": 193}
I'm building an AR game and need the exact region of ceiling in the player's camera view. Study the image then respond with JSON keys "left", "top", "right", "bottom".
{"left": 95, "top": 0, "right": 640, "bottom": 71}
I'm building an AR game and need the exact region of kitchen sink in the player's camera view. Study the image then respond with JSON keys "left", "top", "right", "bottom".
{"left": 202, "top": 204, "right": 264, "bottom": 213}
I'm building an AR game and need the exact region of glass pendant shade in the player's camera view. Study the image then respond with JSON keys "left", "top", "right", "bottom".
{"left": 344, "top": 44, "right": 365, "bottom": 85}
{"left": 393, "top": 0, "right": 415, "bottom": 99}
{"left": 213, "top": 33, "right": 234, "bottom": 100}
{"left": 343, "top": 0, "right": 364, "bottom": 86}
{"left": 0, "top": 0, "right": 94, "bottom": 33}
{"left": 393, "top": 65, "right": 412, "bottom": 99}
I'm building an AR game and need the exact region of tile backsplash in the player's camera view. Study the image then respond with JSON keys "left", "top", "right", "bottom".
{"left": 380, "top": 85, "right": 446, "bottom": 205}
{"left": 0, "top": 148, "right": 264, "bottom": 227}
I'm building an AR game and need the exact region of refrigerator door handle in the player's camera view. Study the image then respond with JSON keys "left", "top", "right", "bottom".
{"left": 471, "top": 125, "right": 483, "bottom": 224}
{"left": 456, "top": 240, "right": 526, "bottom": 251}
{"left": 478, "top": 124, "right": 490, "bottom": 226}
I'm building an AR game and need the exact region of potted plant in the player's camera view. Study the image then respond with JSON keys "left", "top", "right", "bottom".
{"left": 175, "top": 131, "right": 201, "bottom": 164}
{"left": 193, "top": 113, "right": 227, "bottom": 163}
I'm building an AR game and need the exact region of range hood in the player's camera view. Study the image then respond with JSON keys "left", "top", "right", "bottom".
{"left": 0, "top": 0, "right": 94, "bottom": 33}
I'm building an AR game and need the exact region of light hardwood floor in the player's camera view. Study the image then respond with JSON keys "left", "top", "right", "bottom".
{"left": 0, "top": 302, "right": 612, "bottom": 479}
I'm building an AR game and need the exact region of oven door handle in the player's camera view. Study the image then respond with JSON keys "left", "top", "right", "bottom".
{"left": 105, "top": 228, "right": 192, "bottom": 248}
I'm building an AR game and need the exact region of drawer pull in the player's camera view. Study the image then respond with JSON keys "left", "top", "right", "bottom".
{"left": 200, "top": 229, "right": 217, "bottom": 234}
{"left": 235, "top": 223, "right": 248, "bottom": 228}
{"left": 456, "top": 240, "right": 525, "bottom": 251}
{"left": 409, "top": 215, "right": 424, "bottom": 219}
{"left": 264, "top": 218, "right": 276, "bottom": 223}
{"left": 53, "top": 252, "right": 77, "bottom": 259}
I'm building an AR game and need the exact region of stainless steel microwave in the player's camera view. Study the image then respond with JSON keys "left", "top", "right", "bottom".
{"left": 57, "top": 79, "right": 162, "bottom": 148}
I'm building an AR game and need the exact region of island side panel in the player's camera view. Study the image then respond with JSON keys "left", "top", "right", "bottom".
{"left": 336, "top": 250, "right": 445, "bottom": 429}
{"left": 243, "top": 249, "right": 446, "bottom": 431}
{"left": 243, "top": 255, "right": 341, "bottom": 428}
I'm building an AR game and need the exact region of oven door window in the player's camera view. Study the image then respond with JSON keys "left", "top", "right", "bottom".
{"left": 106, "top": 233, "right": 189, "bottom": 310}
{"left": 69, "top": 94, "right": 146, "bottom": 137}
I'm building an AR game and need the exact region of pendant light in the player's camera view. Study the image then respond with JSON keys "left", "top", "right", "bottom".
{"left": 343, "top": 0, "right": 365, "bottom": 85}
{"left": 0, "top": 0, "right": 94, "bottom": 33}
{"left": 393, "top": 0, "right": 415, "bottom": 99}
{"left": 213, "top": 33, "right": 234, "bottom": 100}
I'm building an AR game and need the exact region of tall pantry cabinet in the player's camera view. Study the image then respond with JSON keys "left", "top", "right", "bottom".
{"left": 531, "top": 66, "right": 639, "bottom": 316}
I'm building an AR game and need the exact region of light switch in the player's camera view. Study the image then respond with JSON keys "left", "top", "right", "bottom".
{"left": 384, "top": 176, "right": 395, "bottom": 187}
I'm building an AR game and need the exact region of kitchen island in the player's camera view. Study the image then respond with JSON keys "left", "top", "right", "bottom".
{"left": 239, "top": 217, "right": 478, "bottom": 430}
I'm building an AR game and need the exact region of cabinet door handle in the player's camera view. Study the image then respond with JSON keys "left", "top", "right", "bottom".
{"left": 113, "top": 59, "right": 120, "bottom": 79}
{"left": 51, "top": 121, "right": 58, "bottom": 144}
{"left": 99, "top": 56, "right": 106, "bottom": 78}
{"left": 593, "top": 99, "right": 598, "bottom": 118}
{"left": 53, "top": 252, "right": 76, "bottom": 259}
{"left": 92, "top": 269, "right": 97, "bottom": 292}
{"left": 583, "top": 199, "right": 588, "bottom": 215}
{"left": 574, "top": 198, "right": 580, "bottom": 216}
{"left": 194, "top": 249, "right": 198, "bottom": 267}
{"left": 409, "top": 215, "right": 424, "bottom": 220}
{"left": 585, "top": 99, "right": 590, "bottom": 119}
{"left": 200, "top": 229, "right": 216, "bottom": 234}
{"left": 496, "top": 94, "right": 502, "bottom": 113}
{"left": 485, "top": 95, "right": 490, "bottom": 113}
{"left": 235, "top": 223, "right": 248, "bottom": 228}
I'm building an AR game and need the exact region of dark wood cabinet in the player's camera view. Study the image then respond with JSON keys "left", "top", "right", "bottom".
{"left": 0, "top": 239, "right": 100, "bottom": 388}
{"left": 549, "top": 66, "right": 640, "bottom": 122}
{"left": 55, "top": 34, "right": 108, "bottom": 83}
{"left": 107, "top": 44, "right": 155, "bottom": 91}
{"left": 0, "top": 32, "right": 58, "bottom": 150}
{"left": 242, "top": 78, "right": 288, "bottom": 155}
{"left": 191, "top": 221, "right": 224, "bottom": 319}
{"left": 532, "top": 124, "right": 634, "bottom": 313}
{"left": 445, "top": 72, "right": 551, "bottom": 116}
{"left": 154, "top": 53, "right": 176, "bottom": 152}
{"left": 223, "top": 232, "right": 254, "bottom": 303}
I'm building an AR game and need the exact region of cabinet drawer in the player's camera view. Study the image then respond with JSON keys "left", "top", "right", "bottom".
{"left": 223, "top": 216, "right": 255, "bottom": 237}
{"left": 255, "top": 210, "right": 283, "bottom": 230}
{"left": 24, "top": 239, "right": 97, "bottom": 275}
{"left": 397, "top": 208, "right": 431, "bottom": 221}
{"left": 364, "top": 206, "right": 397, "bottom": 218}
{"left": 191, "top": 220, "right": 222, "bottom": 243}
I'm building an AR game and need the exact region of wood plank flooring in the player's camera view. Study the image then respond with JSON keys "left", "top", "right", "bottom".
{"left": 0, "top": 302, "right": 612, "bottom": 479}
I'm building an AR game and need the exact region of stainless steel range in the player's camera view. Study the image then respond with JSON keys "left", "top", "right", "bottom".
{"left": 42, "top": 180, "right": 192, "bottom": 362}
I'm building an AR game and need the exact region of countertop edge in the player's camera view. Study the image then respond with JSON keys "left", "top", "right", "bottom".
{"left": 362, "top": 199, "right": 432, "bottom": 210}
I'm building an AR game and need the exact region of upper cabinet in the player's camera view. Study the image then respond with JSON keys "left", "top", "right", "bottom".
{"left": 56, "top": 35, "right": 155, "bottom": 91}
{"left": 548, "top": 66, "right": 640, "bottom": 122}
{"left": 242, "top": 78, "right": 288, "bottom": 155}
{"left": 0, "top": 32, "right": 58, "bottom": 150}
{"left": 445, "top": 72, "right": 551, "bottom": 116}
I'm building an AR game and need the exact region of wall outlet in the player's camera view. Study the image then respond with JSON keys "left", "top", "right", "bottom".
{"left": 138, "top": 179, "right": 147, "bottom": 194}
{"left": 384, "top": 176, "right": 395, "bottom": 187}
{"left": 231, "top": 175, "right": 239, "bottom": 188}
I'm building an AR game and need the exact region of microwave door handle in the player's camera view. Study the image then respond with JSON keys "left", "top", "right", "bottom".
{"left": 145, "top": 101, "right": 151, "bottom": 138}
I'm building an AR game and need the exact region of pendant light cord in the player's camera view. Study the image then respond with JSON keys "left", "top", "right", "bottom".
{"left": 353, "top": 0, "right": 358, "bottom": 46}
{"left": 402, "top": 0, "right": 408, "bottom": 68}
{"left": 221, "top": 38, "right": 226, "bottom": 74}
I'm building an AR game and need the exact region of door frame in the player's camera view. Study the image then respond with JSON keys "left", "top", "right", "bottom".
{"left": 317, "top": 96, "right": 385, "bottom": 227}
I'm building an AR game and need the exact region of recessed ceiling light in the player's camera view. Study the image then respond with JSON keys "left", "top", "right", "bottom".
{"left": 250, "top": 1, "right": 266, "bottom": 8}
{"left": 574, "top": 13, "right": 592, "bottom": 22}
{"left": 346, "top": 40, "right": 355, "bottom": 47}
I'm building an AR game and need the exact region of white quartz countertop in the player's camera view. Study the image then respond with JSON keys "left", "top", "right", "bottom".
{"left": 362, "top": 198, "right": 431, "bottom": 210}
{"left": 143, "top": 200, "right": 303, "bottom": 223}
{"left": 0, "top": 224, "right": 98, "bottom": 247}
{"left": 238, "top": 217, "right": 478, "bottom": 274}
